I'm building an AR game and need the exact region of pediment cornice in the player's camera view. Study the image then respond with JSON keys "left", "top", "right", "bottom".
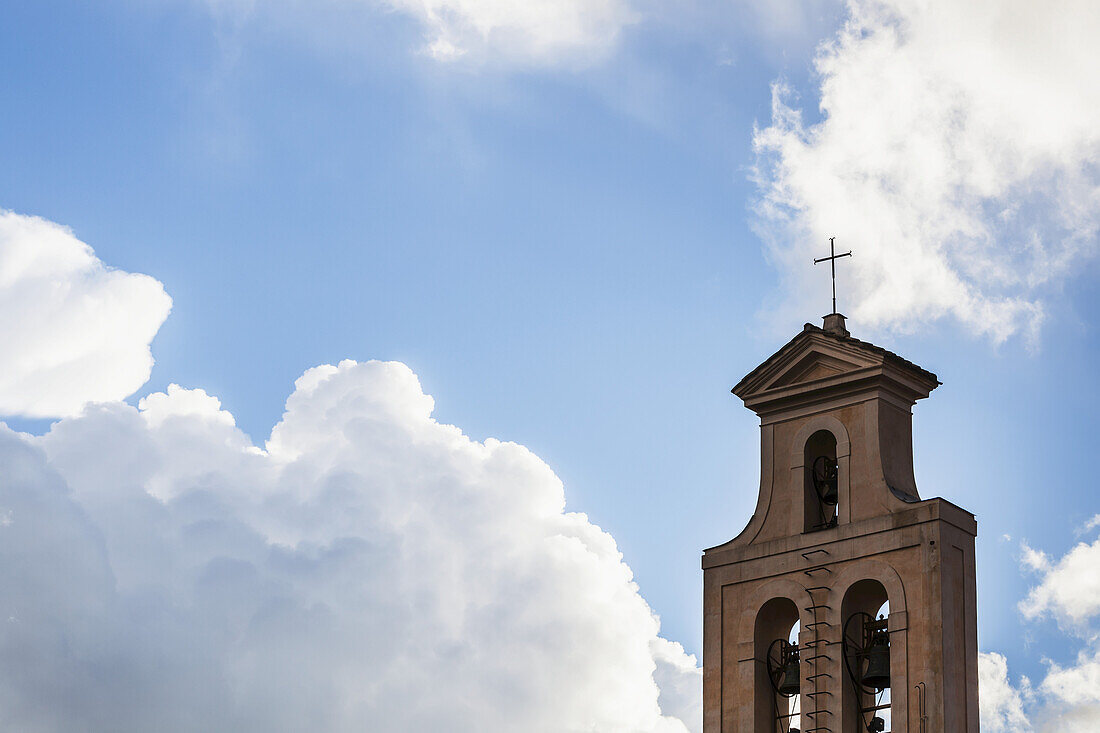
{"left": 733, "top": 324, "right": 939, "bottom": 415}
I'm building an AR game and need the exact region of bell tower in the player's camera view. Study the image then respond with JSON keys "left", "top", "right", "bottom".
{"left": 702, "top": 314, "right": 979, "bottom": 733}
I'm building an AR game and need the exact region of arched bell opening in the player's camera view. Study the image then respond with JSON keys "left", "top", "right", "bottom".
{"left": 841, "top": 581, "right": 891, "bottom": 733}
{"left": 803, "top": 430, "right": 839, "bottom": 533}
{"left": 754, "top": 598, "right": 802, "bottom": 733}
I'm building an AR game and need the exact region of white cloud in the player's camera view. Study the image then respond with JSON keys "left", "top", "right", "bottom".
{"left": 752, "top": 0, "right": 1100, "bottom": 342}
{"left": 980, "top": 651, "right": 1032, "bottom": 733}
{"left": 1038, "top": 650, "right": 1100, "bottom": 729}
{"left": 652, "top": 637, "right": 703, "bottom": 731}
{"left": 0, "top": 359, "right": 699, "bottom": 732}
{"left": 1006, "top": 527, "right": 1100, "bottom": 731}
{"left": 979, "top": 651, "right": 1032, "bottom": 732}
{"left": 381, "top": 0, "right": 636, "bottom": 65}
{"left": 1020, "top": 542, "right": 1051, "bottom": 573}
{"left": 203, "top": 0, "right": 636, "bottom": 67}
{"left": 0, "top": 210, "right": 171, "bottom": 417}
{"left": 138, "top": 384, "right": 236, "bottom": 428}
{"left": 1020, "top": 536, "right": 1100, "bottom": 628}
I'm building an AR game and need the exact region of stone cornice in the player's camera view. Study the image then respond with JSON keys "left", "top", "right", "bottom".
{"left": 701, "top": 497, "right": 976, "bottom": 569}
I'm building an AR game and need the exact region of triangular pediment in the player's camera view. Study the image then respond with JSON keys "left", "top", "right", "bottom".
{"left": 766, "top": 350, "right": 868, "bottom": 389}
{"left": 732, "top": 323, "right": 940, "bottom": 406}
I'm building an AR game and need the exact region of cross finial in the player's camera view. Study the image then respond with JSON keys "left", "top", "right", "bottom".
{"left": 814, "top": 237, "right": 852, "bottom": 315}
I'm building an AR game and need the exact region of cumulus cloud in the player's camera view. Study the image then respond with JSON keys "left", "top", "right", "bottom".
{"left": 652, "top": 637, "right": 703, "bottom": 728}
{"left": 1020, "top": 535, "right": 1100, "bottom": 628}
{"left": 1002, "top": 522, "right": 1100, "bottom": 730}
{"left": 979, "top": 651, "right": 1032, "bottom": 733}
{"left": 0, "top": 211, "right": 171, "bottom": 417}
{"left": 0, "top": 359, "right": 698, "bottom": 732}
{"left": 1037, "top": 650, "right": 1100, "bottom": 729}
{"left": 137, "top": 383, "right": 237, "bottom": 429}
{"left": 752, "top": 0, "right": 1100, "bottom": 342}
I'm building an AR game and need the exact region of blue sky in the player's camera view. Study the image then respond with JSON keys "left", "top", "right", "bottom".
{"left": 1, "top": 0, "right": 1099, "bottom": 729}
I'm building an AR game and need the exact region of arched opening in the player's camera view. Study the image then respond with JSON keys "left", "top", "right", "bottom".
{"left": 841, "top": 581, "right": 891, "bottom": 733}
{"left": 754, "top": 597, "right": 801, "bottom": 733}
{"left": 803, "top": 430, "right": 839, "bottom": 532}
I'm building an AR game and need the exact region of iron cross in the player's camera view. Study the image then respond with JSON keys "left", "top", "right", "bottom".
{"left": 814, "top": 237, "right": 852, "bottom": 314}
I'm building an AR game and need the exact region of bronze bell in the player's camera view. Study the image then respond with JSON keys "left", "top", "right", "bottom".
{"left": 778, "top": 649, "right": 800, "bottom": 696}
{"left": 861, "top": 629, "right": 891, "bottom": 690}
{"left": 812, "top": 456, "right": 839, "bottom": 506}
{"left": 867, "top": 717, "right": 885, "bottom": 732}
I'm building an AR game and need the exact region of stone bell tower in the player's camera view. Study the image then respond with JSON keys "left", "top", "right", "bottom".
{"left": 702, "top": 314, "right": 978, "bottom": 733}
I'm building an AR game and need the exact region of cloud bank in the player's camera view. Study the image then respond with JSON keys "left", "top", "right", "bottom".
{"left": 753, "top": 0, "right": 1100, "bottom": 342}
{"left": 0, "top": 211, "right": 171, "bottom": 418}
{"left": 0, "top": 359, "right": 699, "bottom": 732}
